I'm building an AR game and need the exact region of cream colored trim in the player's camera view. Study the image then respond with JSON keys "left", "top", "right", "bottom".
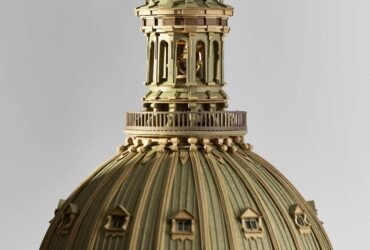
{"left": 75, "top": 152, "right": 143, "bottom": 249}
{"left": 125, "top": 130, "right": 246, "bottom": 138}
{"left": 57, "top": 203, "right": 79, "bottom": 235}
{"left": 170, "top": 210, "right": 196, "bottom": 241}
{"left": 247, "top": 151, "right": 333, "bottom": 249}
{"left": 240, "top": 208, "right": 264, "bottom": 240}
{"left": 190, "top": 151, "right": 212, "bottom": 249}
{"left": 142, "top": 26, "right": 229, "bottom": 34}
{"left": 221, "top": 152, "right": 281, "bottom": 249}
{"left": 205, "top": 153, "right": 238, "bottom": 249}
{"left": 136, "top": 8, "right": 234, "bottom": 18}
{"left": 127, "top": 152, "right": 167, "bottom": 249}
{"left": 40, "top": 153, "right": 122, "bottom": 249}
{"left": 153, "top": 151, "right": 179, "bottom": 248}
{"left": 232, "top": 152, "right": 304, "bottom": 249}
{"left": 104, "top": 205, "right": 131, "bottom": 237}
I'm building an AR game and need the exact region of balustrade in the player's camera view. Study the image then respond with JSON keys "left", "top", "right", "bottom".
{"left": 125, "top": 111, "right": 247, "bottom": 135}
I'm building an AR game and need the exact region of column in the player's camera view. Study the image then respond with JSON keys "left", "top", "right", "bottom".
{"left": 154, "top": 34, "right": 159, "bottom": 85}
{"left": 208, "top": 33, "right": 215, "bottom": 85}
{"left": 167, "top": 33, "right": 175, "bottom": 86}
{"left": 188, "top": 33, "right": 196, "bottom": 86}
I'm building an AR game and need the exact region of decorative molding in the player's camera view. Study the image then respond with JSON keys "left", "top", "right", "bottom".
{"left": 171, "top": 209, "right": 196, "bottom": 241}
{"left": 121, "top": 136, "right": 252, "bottom": 154}
{"left": 240, "top": 208, "right": 264, "bottom": 240}
{"left": 104, "top": 205, "right": 131, "bottom": 237}
{"left": 56, "top": 200, "right": 79, "bottom": 235}
{"left": 289, "top": 204, "right": 312, "bottom": 235}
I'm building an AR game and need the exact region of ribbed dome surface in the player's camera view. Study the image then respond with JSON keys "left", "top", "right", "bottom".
{"left": 41, "top": 143, "right": 331, "bottom": 250}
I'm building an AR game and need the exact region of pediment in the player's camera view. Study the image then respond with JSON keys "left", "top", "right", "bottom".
{"left": 172, "top": 209, "right": 195, "bottom": 220}
{"left": 289, "top": 204, "right": 304, "bottom": 215}
{"left": 240, "top": 208, "right": 260, "bottom": 219}
{"left": 57, "top": 199, "right": 66, "bottom": 209}
{"left": 56, "top": 199, "right": 78, "bottom": 214}
{"left": 109, "top": 205, "right": 130, "bottom": 217}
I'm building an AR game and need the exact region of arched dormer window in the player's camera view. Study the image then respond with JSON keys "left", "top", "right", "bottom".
{"left": 176, "top": 40, "right": 187, "bottom": 82}
{"left": 104, "top": 205, "right": 131, "bottom": 237}
{"left": 159, "top": 40, "right": 169, "bottom": 83}
{"left": 171, "top": 209, "right": 195, "bottom": 241}
{"left": 289, "top": 204, "right": 311, "bottom": 234}
{"left": 196, "top": 41, "right": 205, "bottom": 82}
{"left": 148, "top": 41, "right": 155, "bottom": 84}
{"left": 56, "top": 200, "right": 79, "bottom": 234}
{"left": 240, "top": 208, "right": 264, "bottom": 239}
{"left": 213, "top": 41, "right": 220, "bottom": 84}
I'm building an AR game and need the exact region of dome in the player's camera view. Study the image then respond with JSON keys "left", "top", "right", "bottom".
{"left": 41, "top": 139, "right": 331, "bottom": 249}
{"left": 41, "top": 1, "right": 332, "bottom": 249}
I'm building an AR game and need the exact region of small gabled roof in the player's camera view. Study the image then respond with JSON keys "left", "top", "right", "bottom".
{"left": 240, "top": 208, "right": 260, "bottom": 219}
{"left": 172, "top": 209, "right": 195, "bottom": 220}
{"left": 307, "top": 200, "right": 318, "bottom": 213}
{"left": 289, "top": 204, "right": 304, "bottom": 215}
{"left": 65, "top": 203, "right": 78, "bottom": 214}
{"left": 109, "top": 205, "right": 131, "bottom": 216}
{"left": 57, "top": 199, "right": 66, "bottom": 209}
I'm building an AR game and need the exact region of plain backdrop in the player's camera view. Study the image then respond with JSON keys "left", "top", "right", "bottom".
{"left": 1, "top": 0, "right": 369, "bottom": 249}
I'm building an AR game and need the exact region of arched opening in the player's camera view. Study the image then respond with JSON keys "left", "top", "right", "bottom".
{"left": 176, "top": 40, "right": 187, "bottom": 81}
{"left": 148, "top": 41, "right": 155, "bottom": 84}
{"left": 196, "top": 41, "right": 205, "bottom": 82}
{"left": 213, "top": 41, "right": 220, "bottom": 83}
{"left": 159, "top": 41, "right": 169, "bottom": 83}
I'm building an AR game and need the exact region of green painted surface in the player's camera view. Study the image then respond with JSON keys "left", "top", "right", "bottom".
{"left": 42, "top": 146, "right": 332, "bottom": 249}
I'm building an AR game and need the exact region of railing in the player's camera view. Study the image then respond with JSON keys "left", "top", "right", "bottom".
{"left": 125, "top": 111, "right": 247, "bottom": 136}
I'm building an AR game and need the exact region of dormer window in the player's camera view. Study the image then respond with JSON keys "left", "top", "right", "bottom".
{"left": 296, "top": 214, "right": 306, "bottom": 226}
{"left": 244, "top": 218, "right": 259, "bottom": 230}
{"left": 111, "top": 215, "right": 127, "bottom": 229}
{"left": 176, "top": 219, "right": 192, "bottom": 233}
{"left": 104, "top": 205, "right": 131, "bottom": 237}
{"left": 56, "top": 200, "right": 78, "bottom": 234}
{"left": 289, "top": 204, "right": 311, "bottom": 234}
{"left": 59, "top": 214, "right": 72, "bottom": 227}
{"left": 171, "top": 210, "right": 195, "bottom": 241}
{"left": 240, "top": 208, "right": 264, "bottom": 239}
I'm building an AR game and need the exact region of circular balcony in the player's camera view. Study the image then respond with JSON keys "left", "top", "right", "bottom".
{"left": 125, "top": 111, "right": 247, "bottom": 137}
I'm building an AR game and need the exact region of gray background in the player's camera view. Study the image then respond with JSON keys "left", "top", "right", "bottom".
{"left": 1, "top": 0, "right": 369, "bottom": 249}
